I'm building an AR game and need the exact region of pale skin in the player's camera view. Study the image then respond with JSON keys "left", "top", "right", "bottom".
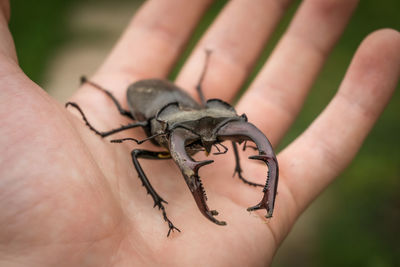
{"left": 0, "top": 0, "right": 399, "bottom": 266}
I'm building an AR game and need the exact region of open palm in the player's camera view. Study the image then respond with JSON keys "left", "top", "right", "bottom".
{"left": 1, "top": 0, "right": 399, "bottom": 266}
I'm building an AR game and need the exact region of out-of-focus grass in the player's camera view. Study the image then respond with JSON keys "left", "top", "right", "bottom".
{"left": 8, "top": 0, "right": 77, "bottom": 84}
{"left": 8, "top": 0, "right": 400, "bottom": 266}
{"left": 272, "top": 0, "right": 400, "bottom": 266}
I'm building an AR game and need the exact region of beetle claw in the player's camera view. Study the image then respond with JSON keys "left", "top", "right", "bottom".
{"left": 169, "top": 128, "right": 228, "bottom": 226}
{"left": 247, "top": 202, "right": 265, "bottom": 212}
{"left": 206, "top": 210, "right": 226, "bottom": 225}
{"left": 166, "top": 222, "right": 181, "bottom": 237}
{"left": 217, "top": 121, "right": 279, "bottom": 219}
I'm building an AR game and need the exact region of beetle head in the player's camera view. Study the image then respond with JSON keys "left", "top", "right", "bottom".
{"left": 156, "top": 99, "right": 241, "bottom": 153}
{"left": 168, "top": 116, "right": 279, "bottom": 225}
{"left": 156, "top": 98, "right": 278, "bottom": 224}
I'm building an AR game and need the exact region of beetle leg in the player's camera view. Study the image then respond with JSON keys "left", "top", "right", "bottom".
{"left": 80, "top": 76, "right": 134, "bottom": 119}
{"left": 169, "top": 128, "right": 226, "bottom": 226}
{"left": 131, "top": 149, "right": 180, "bottom": 236}
{"left": 195, "top": 49, "right": 212, "bottom": 106}
{"left": 66, "top": 102, "right": 147, "bottom": 138}
{"left": 231, "top": 142, "right": 263, "bottom": 187}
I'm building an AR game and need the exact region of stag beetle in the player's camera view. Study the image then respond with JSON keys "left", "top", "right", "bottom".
{"left": 66, "top": 52, "right": 278, "bottom": 236}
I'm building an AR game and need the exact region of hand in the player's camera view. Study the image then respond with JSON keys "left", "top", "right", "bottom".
{"left": 1, "top": 0, "right": 399, "bottom": 266}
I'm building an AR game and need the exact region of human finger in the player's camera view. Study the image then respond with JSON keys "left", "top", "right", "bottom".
{"left": 95, "top": 0, "right": 213, "bottom": 92}
{"left": 237, "top": 0, "right": 359, "bottom": 146}
{"left": 279, "top": 29, "right": 400, "bottom": 220}
{"left": 176, "top": 0, "right": 292, "bottom": 102}
{"left": 0, "top": 0, "right": 17, "bottom": 62}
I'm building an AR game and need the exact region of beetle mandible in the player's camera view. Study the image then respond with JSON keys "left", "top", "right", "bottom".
{"left": 66, "top": 51, "right": 279, "bottom": 236}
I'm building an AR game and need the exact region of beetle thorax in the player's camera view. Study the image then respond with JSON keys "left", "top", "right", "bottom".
{"left": 150, "top": 103, "right": 240, "bottom": 151}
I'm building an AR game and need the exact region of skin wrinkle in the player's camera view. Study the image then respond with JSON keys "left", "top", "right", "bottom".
{"left": 277, "top": 150, "right": 330, "bottom": 228}
{"left": 5, "top": 183, "right": 126, "bottom": 265}
{"left": 253, "top": 177, "right": 302, "bottom": 249}
{"left": 122, "top": 214, "right": 153, "bottom": 261}
{"left": 252, "top": 80, "right": 302, "bottom": 123}
{"left": 132, "top": 13, "right": 193, "bottom": 50}
{"left": 112, "top": 231, "right": 148, "bottom": 267}
{"left": 286, "top": 30, "right": 330, "bottom": 59}
{"left": 108, "top": 47, "right": 171, "bottom": 81}
{"left": 245, "top": 210, "right": 279, "bottom": 255}
{"left": 336, "top": 47, "right": 400, "bottom": 118}
{"left": 68, "top": 223, "right": 125, "bottom": 267}
{"left": 277, "top": 177, "right": 301, "bottom": 224}
{"left": 306, "top": 130, "right": 345, "bottom": 178}
{"left": 283, "top": 32, "right": 327, "bottom": 65}
{"left": 19, "top": 184, "right": 89, "bottom": 243}
{"left": 1, "top": 198, "right": 52, "bottom": 249}
{"left": 209, "top": 45, "right": 253, "bottom": 75}
{"left": 206, "top": 55, "right": 248, "bottom": 98}
{"left": 110, "top": 28, "right": 179, "bottom": 79}
{"left": 336, "top": 91, "right": 378, "bottom": 122}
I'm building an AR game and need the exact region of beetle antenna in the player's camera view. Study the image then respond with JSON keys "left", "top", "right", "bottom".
{"left": 196, "top": 49, "right": 212, "bottom": 106}
{"left": 111, "top": 133, "right": 164, "bottom": 144}
{"left": 213, "top": 142, "right": 228, "bottom": 155}
{"left": 213, "top": 144, "right": 221, "bottom": 153}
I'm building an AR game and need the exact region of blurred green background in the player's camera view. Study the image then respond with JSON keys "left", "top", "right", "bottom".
{"left": 9, "top": 0, "right": 399, "bottom": 266}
